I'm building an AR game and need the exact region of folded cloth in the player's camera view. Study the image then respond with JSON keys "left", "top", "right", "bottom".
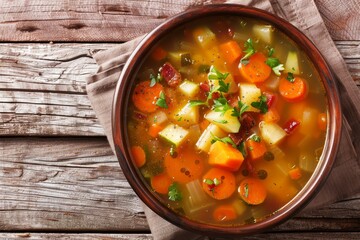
{"left": 86, "top": 0, "right": 360, "bottom": 239}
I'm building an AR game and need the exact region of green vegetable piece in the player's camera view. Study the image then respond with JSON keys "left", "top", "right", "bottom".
{"left": 241, "top": 38, "right": 256, "bottom": 61}
{"left": 168, "top": 183, "right": 182, "bottom": 201}
{"left": 155, "top": 91, "right": 168, "bottom": 109}
{"left": 251, "top": 95, "right": 268, "bottom": 114}
{"left": 266, "top": 57, "right": 284, "bottom": 76}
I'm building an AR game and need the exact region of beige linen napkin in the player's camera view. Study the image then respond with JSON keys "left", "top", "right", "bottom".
{"left": 86, "top": 0, "right": 360, "bottom": 239}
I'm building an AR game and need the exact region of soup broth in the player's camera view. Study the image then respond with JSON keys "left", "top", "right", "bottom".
{"left": 127, "top": 16, "right": 327, "bottom": 226}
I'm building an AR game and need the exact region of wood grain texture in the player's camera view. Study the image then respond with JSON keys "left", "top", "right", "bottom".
{"left": 0, "top": 0, "right": 225, "bottom": 42}
{"left": 0, "top": 138, "right": 359, "bottom": 233}
{"left": 1, "top": 42, "right": 359, "bottom": 136}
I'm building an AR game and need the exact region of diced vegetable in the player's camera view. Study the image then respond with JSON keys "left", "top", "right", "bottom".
{"left": 246, "top": 138, "right": 267, "bottom": 160}
{"left": 279, "top": 77, "right": 307, "bottom": 102}
{"left": 131, "top": 146, "right": 146, "bottom": 168}
{"left": 168, "top": 52, "right": 192, "bottom": 67}
{"left": 187, "top": 124, "right": 201, "bottom": 144}
{"left": 262, "top": 108, "right": 280, "bottom": 123}
{"left": 179, "top": 80, "right": 200, "bottom": 98}
{"left": 132, "top": 81, "right": 163, "bottom": 113}
{"left": 196, "top": 123, "right": 226, "bottom": 152}
{"left": 253, "top": 24, "right": 273, "bottom": 44}
{"left": 219, "top": 40, "right": 243, "bottom": 64}
{"left": 151, "top": 46, "right": 167, "bottom": 61}
{"left": 288, "top": 167, "right": 302, "bottom": 180}
{"left": 192, "top": 27, "right": 216, "bottom": 49}
{"left": 147, "top": 110, "right": 168, "bottom": 125}
{"left": 159, "top": 124, "right": 189, "bottom": 147}
{"left": 238, "top": 178, "right": 267, "bottom": 205}
{"left": 239, "top": 53, "right": 272, "bottom": 83}
{"left": 239, "top": 83, "right": 262, "bottom": 112}
{"left": 282, "top": 118, "right": 300, "bottom": 134}
{"left": 148, "top": 123, "right": 164, "bottom": 138}
{"left": 208, "top": 141, "right": 244, "bottom": 172}
{"left": 208, "top": 72, "right": 238, "bottom": 94}
{"left": 164, "top": 148, "right": 204, "bottom": 183}
{"left": 175, "top": 103, "right": 199, "bottom": 127}
{"left": 202, "top": 168, "right": 236, "bottom": 200}
{"left": 183, "top": 180, "right": 214, "bottom": 214}
{"left": 299, "top": 151, "right": 318, "bottom": 172}
{"left": 285, "top": 51, "right": 300, "bottom": 74}
{"left": 259, "top": 121, "right": 287, "bottom": 145}
{"left": 151, "top": 173, "right": 172, "bottom": 194}
{"left": 299, "top": 107, "right": 319, "bottom": 136}
{"left": 212, "top": 204, "right": 237, "bottom": 222}
{"left": 205, "top": 109, "right": 241, "bottom": 133}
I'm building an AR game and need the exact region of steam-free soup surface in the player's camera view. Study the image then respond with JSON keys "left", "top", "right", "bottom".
{"left": 127, "top": 16, "right": 327, "bottom": 226}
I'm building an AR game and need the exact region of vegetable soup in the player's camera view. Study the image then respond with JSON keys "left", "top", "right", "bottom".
{"left": 127, "top": 16, "right": 328, "bottom": 226}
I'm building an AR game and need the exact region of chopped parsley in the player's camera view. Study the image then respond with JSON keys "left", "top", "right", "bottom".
{"left": 232, "top": 101, "right": 249, "bottom": 117}
{"left": 155, "top": 91, "right": 168, "bottom": 109}
{"left": 244, "top": 183, "right": 249, "bottom": 198}
{"left": 168, "top": 183, "right": 182, "bottom": 201}
{"left": 268, "top": 47, "right": 275, "bottom": 57}
{"left": 266, "top": 57, "right": 284, "bottom": 76}
{"left": 203, "top": 178, "right": 222, "bottom": 186}
{"left": 286, "top": 72, "right": 295, "bottom": 83}
{"left": 238, "top": 141, "right": 247, "bottom": 157}
{"left": 213, "top": 97, "right": 231, "bottom": 116}
{"left": 188, "top": 100, "right": 207, "bottom": 107}
{"left": 208, "top": 65, "right": 229, "bottom": 82}
{"left": 213, "top": 119, "right": 228, "bottom": 124}
{"left": 251, "top": 95, "right": 268, "bottom": 114}
{"left": 251, "top": 134, "right": 261, "bottom": 142}
{"left": 210, "top": 133, "right": 237, "bottom": 148}
{"left": 241, "top": 38, "right": 256, "bottom": 64}
{"left": 150, "top": 73, "right": 162, "bottom": 87}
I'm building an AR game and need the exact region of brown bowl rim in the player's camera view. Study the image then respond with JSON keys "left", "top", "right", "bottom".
{"left": 112, "top": 4, "right": 342, "bottom": 237}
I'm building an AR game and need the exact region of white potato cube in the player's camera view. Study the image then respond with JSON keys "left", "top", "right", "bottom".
{"left": 179, "top": 80, "right": 200, "bottom": 98}
{"left": 239, "top": 83, "right": 262, "bottom": 112}
{"left": 196, "top": 123, "right": 226, "bottom": 152}
{"left": 259, "top": 121, "right": 287, "bottom": 145}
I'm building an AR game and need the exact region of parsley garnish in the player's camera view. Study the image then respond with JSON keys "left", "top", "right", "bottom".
{"left": 241, "top": 38, "right": 255, "bottom": 63}
{"left": 188, "top": 100, "right": 207, "bottom": 107}
{"left": 251, "top": 95, "right": 268, "bottom": 114}
{"left": 203, "top": 178, "right": 222, "bottom": 186}
{"left": 266, "top": 57, "right": 284, "bottom": 76}
{"left": 251, "top": 134, "right": 261, "bottom": 142}
{"left": 232, "top": 101, "right": 249, "bottom": 117}
{"left": 210, "top": 133, "right": 237, "bottom": 148}
{"left": 244, "top": 183, "right": 249, "bottom": 198}
{"left": 238, "top": 141, "right": 247, "bottom": 157}
{"left": 213, "top": 97, "right": 231, "bottom": 116}
{"left": 168, "top": 183, "right": 182, "bottom": 201}
{"left": 268, "top": 47, "right": 274, "bottom": 57}
{"left": 150, "top": 73, "right": 162, "bottom": 87}
{"left": 286, "top": 72, "right": 295, "bottom": 83}
{"left": 208, "top": 65, "right": 229, "bottom": 82}
{"left": 155, "top": 91, "right": 168, "bottom": 109}
{"left": 213, "top": 119, "right": 228, "bottom": 124}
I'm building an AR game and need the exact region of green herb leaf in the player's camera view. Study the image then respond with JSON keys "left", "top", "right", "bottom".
{"left": 168, "top": 183, "right": 182, "bottom": 201}
{"left": 150, "top": 73, "right": 162, "bottom": 87}
{"left": 218, "top": 79, "right": 230, "bottom": 93}
{"left": 238, "top": 141, "right": 247, "bottom": 157}
{"left": 188, "top": 100, "right": 207, "bottom": 107}
{"left": 208, "top": 65, "right": 229, "bottom": 82}
{"left": 232, "top": 101, "right": 249, "bottom": 117}
{"left": 251, "top": 95, "right": 268, "bottom": 114}
{"left": 240, "top": 59, "right": 250, "bottom": 65}
{"left": 251, "top": 134, "right": 261, "bottom": 142}
{"left": 213, "top": 178, "right": 222, "bottom": 186}
{"left": 241, "top": 38, "right": 255, "bottom": 61}
{"left": 210, "top": 133, "right": 237, "bottom": 148}
{"left": 213, "top": 119, "right": 228, "bottom": 124}
{"left": 268, "top": 47, "right": 274, "bottom": 57}
{"left": 244, "top": 183, "right": 249, "bottom": 198}
{"left": 155, "top": 91, "right": 168, "bottom": 109}
{"left": 213, "top": 97, "right": 231, "bottom": 115}
{"left": 203, "top": 178, "right": 214, "bottom": 185}
{"left": 286, "top": 72, "right": 295, "bottom": 83}
{"left": 266, "top": 57, "right": 284, "bottom": 76}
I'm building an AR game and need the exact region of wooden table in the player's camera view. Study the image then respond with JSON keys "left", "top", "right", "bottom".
{"left": 0, "top": 1, "right": 359, "bottom": 239}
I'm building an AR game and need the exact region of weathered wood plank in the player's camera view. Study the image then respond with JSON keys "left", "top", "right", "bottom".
{"left": 1, "top": 42, "right": 359, "bottom": 136}
{"left": 0, "top": 232, "right": 360, "bottom": 240}
{"left": 0, "top": 138, "right": 359, "bottom": 232}
{"left": 0, "top": 0, "right": 225, "bottom": 42}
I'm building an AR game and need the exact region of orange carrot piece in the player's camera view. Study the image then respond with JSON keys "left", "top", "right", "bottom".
{"left": 151, "top": 46, "right": 167, "bottom": 61}
{"left": 239, "top": 52, "right": 272, "bottom": 83}
{"left": 246, "top": 139, "right": 267, "bottom": 161}
{"left": 148, "top": 123, "right": 163, "bottom": 138}
{"left": 131, "top": 146, "right": 146, "bottom": 168}
{"left": 151, "top": 173, "right": 173, "bottom": 194}
{"left": 289, "top": 167, "right": 302, "bottom": 180}
{"left": 318, "top": 112, "right": 327, "bottom": 131}
{"left": 208, "top": 141, "right": 244, "bottom": 172}
{"left": 261, "top": 108, "right": 280, "bottom": 123}
{"left": 219, "top": 40, "right": 242, "bottom": 64}
{"left": 132, "top": 81, "right": 163, "bottom": 113}
{"left": 212, "top": 204, "right": 237, "bottom": 222}
{"left": 279, "top": 77, "right": 307, "bottom": 102}
{"left": 202, "top": 168, "right": 236, "bottom": 200}
{"left": 164, "top": 148, "right": 204, "bottom": 184}
{"left": 238, "top": 178, "right": 267, "bottom": 205}
{"left": 199, "top": 119, "right": 210, "bottom": 132}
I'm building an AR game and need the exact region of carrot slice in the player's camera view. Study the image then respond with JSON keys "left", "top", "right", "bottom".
{"left": 246, "top": 139, "right": 267, "bottom": 161}
{"left": 219, "top": 40, "right": 242, "bottom": 64}
{"left": 151, "top": 173, "right": 172, "bottom": 194}
{"left": 238, "top": 178, "right": 267, "bottom": 205}
{"left": 261, "top": 108, "right": 280, "bottom": 123}
{"left": 202, "top": 168, "right": 236, "bottom": 200}
{"left": 148, "top": 123, "right": 163, "bottom": 138}
{"left": 289, "top": 167, "right": 302, "bottom": 180}
{"left": 164, "top": 148, "right": 204, "bottom": 184}
{"left": 239, "top": 52, "right": 271, "bottom": 83}
{"left": 208, "top": 141, "right": 244, "bottom": 172}
{"left": 212, "top": 204, "right": 237, "bottom": 222}
{"left": 132, "top": 81, "right": 163, "bottom": 113}
{"left": 318, "top": 112, "right": 327, "bottom": 131}
{"left": 151, "top": 46, "right": 167, "bottom": 61}
{"left": 279, "top": 77, "right": 307, "bottom": 102}
{"left": 131, "top": 146, "right": 146, "bottom": 168}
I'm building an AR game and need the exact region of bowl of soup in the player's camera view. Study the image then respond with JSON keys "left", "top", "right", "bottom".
{"left": 112, "top": 4, "right": 341, "bottom": 237}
